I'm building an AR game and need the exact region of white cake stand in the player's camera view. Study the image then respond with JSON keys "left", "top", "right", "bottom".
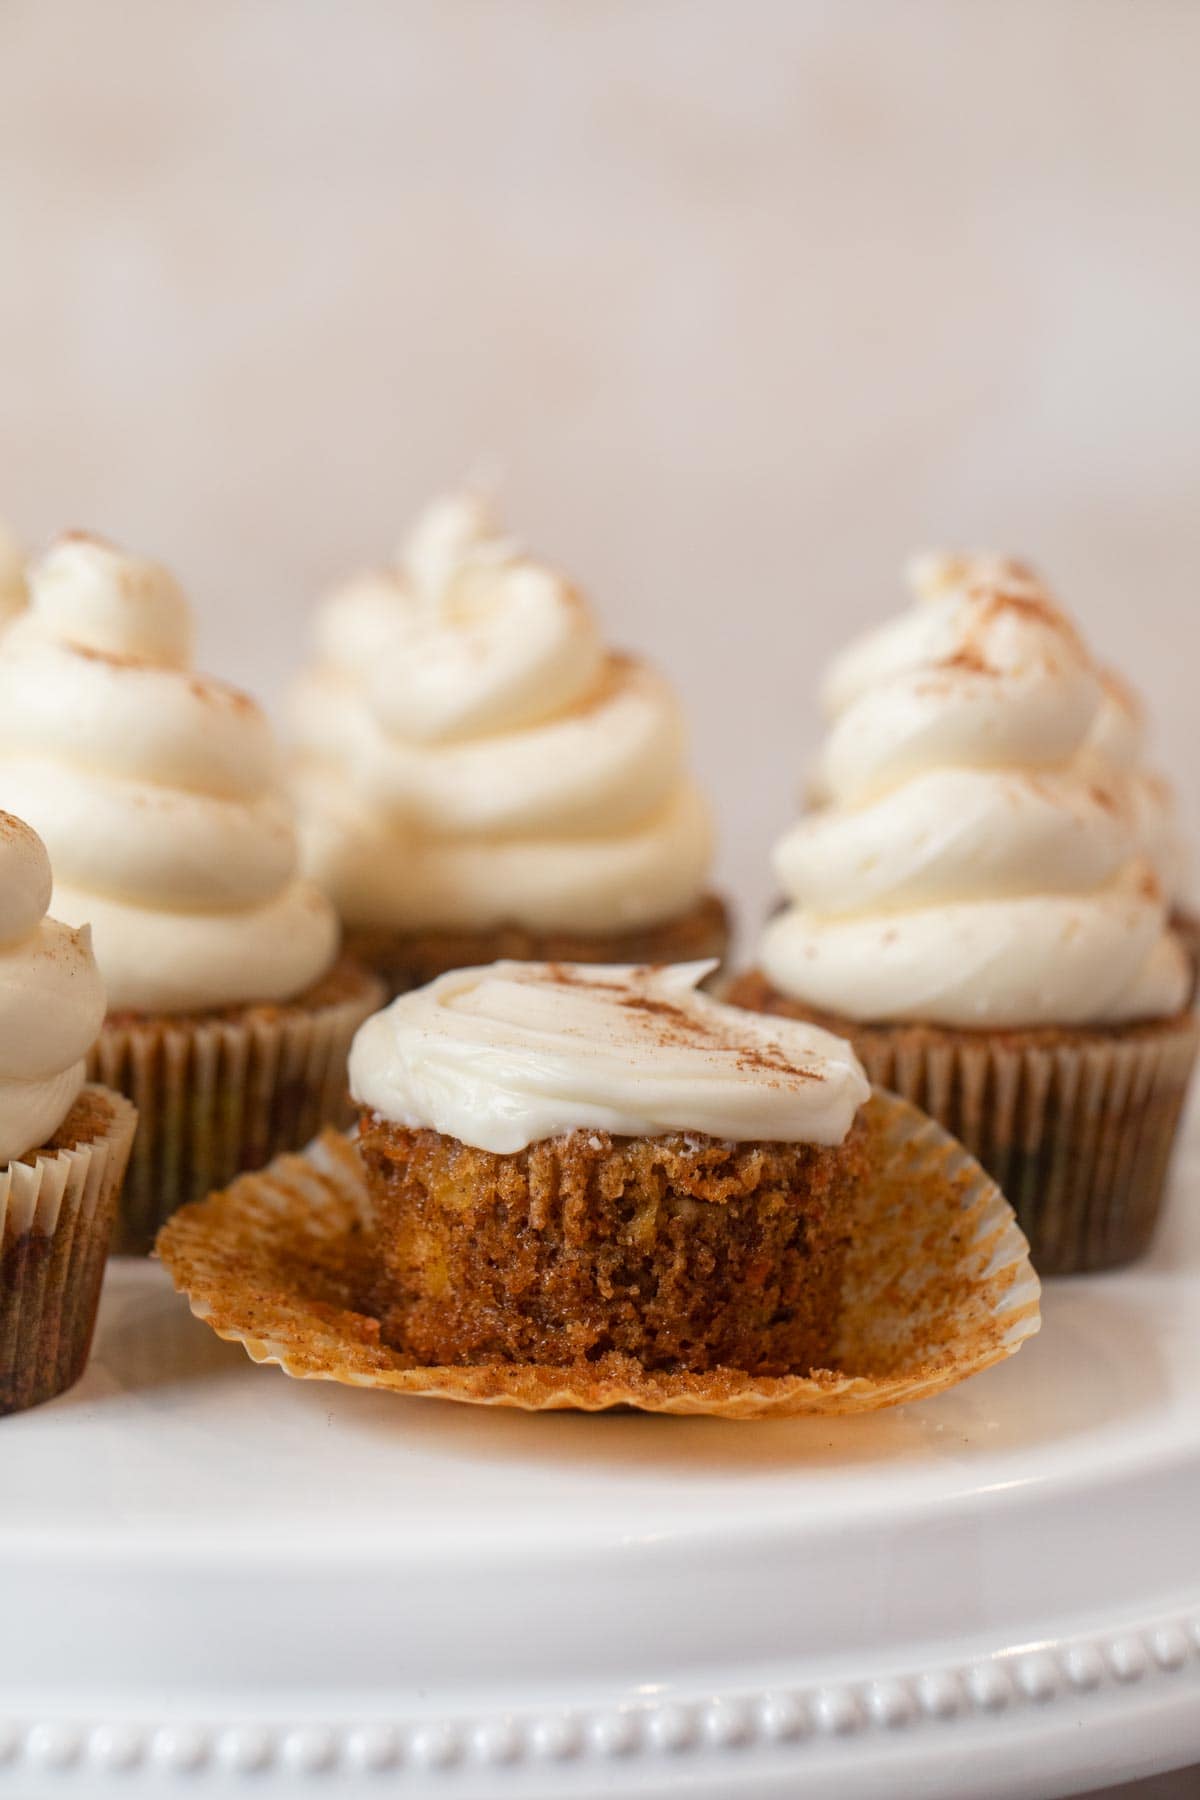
{"left": 3, "top": 1126, "right": 1200, "bottom": 1800}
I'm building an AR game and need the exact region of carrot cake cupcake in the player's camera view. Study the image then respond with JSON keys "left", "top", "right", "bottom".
{"left": 350, "top": 958, "right": 870, "bottom": 1376}
{"left": 0, "top": 812, "right": 136, "bottom": 1413}
{"left": 729, "top": 553, "right": 1197, "bottom": 1273}
{"left": 290, "top": 494, "right": 728, "bottom": 997}
{"left": 0, "top": 533, "right": 383, "bottom": 1252}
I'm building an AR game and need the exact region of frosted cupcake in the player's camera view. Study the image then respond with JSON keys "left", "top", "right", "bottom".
{"left": 290, "top": 495, "right": 728, "bottom": 996}
{"left": 0, "top": 534, "right": 383, "bottom": 1252}
{"left": 350, "top": 961, "right": 870, "bottom": 1375}
{"left": 0, "top": 813, "right": 136, "bottom": 1413}
{"left": 729, "top": 555, "right": 1197, "bottom": 1273}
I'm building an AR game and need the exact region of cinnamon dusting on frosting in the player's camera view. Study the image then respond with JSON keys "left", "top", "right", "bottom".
{"left": 763, "top": 550, "right": 1189, "bottom": 1028}
{"left": 350, "top": 959, "right": 869, "bottom": 1152}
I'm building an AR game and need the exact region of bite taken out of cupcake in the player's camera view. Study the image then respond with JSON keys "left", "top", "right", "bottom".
{"left": 0, "top": 811, "right": 136, "bottom": 1414}
{"left": 0, "top": 533, "right": 384, "bottom": 1253}
{"left": 289, "top": 494, "right": 729, "bottom": 997}
{"left": 729, "top": 552, "right": 1197, "bottom": 1274}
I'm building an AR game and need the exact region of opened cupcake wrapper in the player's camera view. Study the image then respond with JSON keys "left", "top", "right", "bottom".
{"left": 850, "top": 1015, "right": 1199, "bottom": 1274}
{"left": 92, "top": 970, "right": 383, "bottom": 1256}
{"left": 0, "top": 1087, "right": 137, "bottom": 1416}
{"left": 155, "top": 1091, "right": 1040, "bottom": 1419}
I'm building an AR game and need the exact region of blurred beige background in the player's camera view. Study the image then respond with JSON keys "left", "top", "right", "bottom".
{"left": 1, "top": 10, "right": 1198, "bottom": 1791}
{"left": 0, "top": 0, "right": 1198, "bottom": 936}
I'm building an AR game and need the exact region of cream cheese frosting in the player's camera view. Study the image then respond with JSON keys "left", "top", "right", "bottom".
{"left": 349, "top": 959, "right": 870, "bottom": 1153}
{"left": 906, "top": 552, "right": 1190, "bottom": 909}
{"left": 762, "top": 556, "right": 1190, "bottom": 1028}
{"left": 0, "top": 534, "right": 339, "bottom": 1014}
{"left": 0, "top": 812, "right": 106, "bottom": 1161}
{"left": 290, "top": 495, "right": 714, "bottom": 934}
{"left": 1081, "top": 667, "right": 1189, "bottom": 910}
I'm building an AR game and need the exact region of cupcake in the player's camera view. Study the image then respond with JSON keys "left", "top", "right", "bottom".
{"left": 350, "top": 959, "right": 870, "bottom": 1376}
{"left": 289, "top": 494, "right": 728, "bottom": 997}
{"left": 0, "top": 533, "right": 383, "bottom": 1253}
{"left": 0, "top": 813, "right": 136, "bottom": 1413}
{"left": 730, "top": 554, "right": 1197, "bottom": 1273}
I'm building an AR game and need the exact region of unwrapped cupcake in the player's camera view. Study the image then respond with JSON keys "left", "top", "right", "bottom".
{"left": 159, "top": 952, "right": 1042, "bottom": 1416}
{"left": 729, "top": 553, "right": 1198, "bottom": 1274}
{"left": 350, "top": 959, "right": 870, "bottom": 1375}
{"left": 289, "top": 494, "right": 728, "bottom": 996}
{"left": 0, "top": 533, "right": 383, "bottom": 1253}
{"left": 0, "top": 812, "right": 136, "bottom": 1413}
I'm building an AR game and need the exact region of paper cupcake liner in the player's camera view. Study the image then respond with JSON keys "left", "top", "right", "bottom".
{"left": 846, "top": 1015, "right": 1199, "bottom": 1274}
{"left": 156, "top": 1092, "right": 1040, "bottom": 1419}
{"left": 91, "top": 965, "right": 383, "bottom": 1256}
{"left": 0, "top": 1087, "right": 137, "bottom": 1416}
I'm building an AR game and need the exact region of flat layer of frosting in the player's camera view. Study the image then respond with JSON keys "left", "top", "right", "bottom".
{"left": 763, "top": 555, "right": 1189, "bottom": 1028}
{"left": 0, "top": 535, "right": 339, "bottom": 1014}
{"left": 0, "top": 813, "right": 107, "bottom": 1161}
{"left": 290, "top": 495, "right": 713, "bottom": 934}
{"left": 349, "top": 960, "right": 870, "bottom": 1153}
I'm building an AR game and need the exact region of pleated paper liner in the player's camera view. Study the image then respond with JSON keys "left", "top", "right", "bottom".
{"left": 1, "top": 1086, "right": 137, "bottom": 1416}
{"left": 833, "top": 1014, "right": 1199, "bottom": 1274}
{"left": 156, "top": 1091, "right": 1040, "bottom": 1419}
{"left": 726, "top": 973, "right": 1200, "bottom": 1275}
{"left": 90, "top": 959, "right": 384, "bottom": 1255}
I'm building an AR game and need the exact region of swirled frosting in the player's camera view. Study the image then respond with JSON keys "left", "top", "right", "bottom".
{"left": 349, "top": 959, "right": 870, "bottom": 1152}
{"left": 761, "top": 556, "right": 1189, "bottom": 1028}
{"left": 0, "top": 522, "right": 27, "bottom": 625}
{"left": 290, "top": 495, "right": 714, "bottom": 933}
{"left": 1080, "top": 667, "right": 1189, "bottom": 909}
{"left": 907, "top": 552, "right": 1190, "bottom": 909}
{"left": 0, "top": 812, "right": 106, "bottom": 1161}
{"left": 0, "top": 534, "right": 339, "bottom": 1014}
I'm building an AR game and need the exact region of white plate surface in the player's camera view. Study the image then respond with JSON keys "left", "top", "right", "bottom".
{"left": 3, "top": 1128, "right": 1200, "bottom": 1799}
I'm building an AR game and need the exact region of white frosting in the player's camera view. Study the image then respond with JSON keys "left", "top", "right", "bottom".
{"left": 763, "top": 557, "right": 1189, "bottom": 1028}
{"left": 0, "top": 534, "right": 339, "bottom": 1013}
{"left": 290, "top": 495, "right": 713, "bottom": 934}
{"left": 349, "top": 959, "right": 870, "bottom": 1153}
{"left": 0, "top": 813, "right": 106, "bottom": 1162}
{"left": 905, "top": 555, "right": 1190, "bottom": 908}
{"left": 0, "top": 522, "right": 27, "bottom": 625}
{"left": 1078, "top": 669, "right": 1189, "bottom": 908}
